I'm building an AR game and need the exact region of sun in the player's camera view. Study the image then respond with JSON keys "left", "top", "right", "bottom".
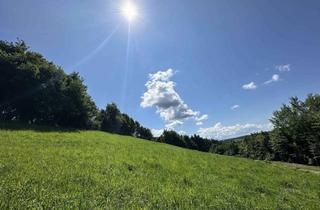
{"left": 121, "top": 1, "right": 138, "bottom": 22}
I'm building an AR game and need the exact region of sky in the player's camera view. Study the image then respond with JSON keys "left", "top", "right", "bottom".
{"left": 1, "top": 0, "right": 319, "bottom": 139}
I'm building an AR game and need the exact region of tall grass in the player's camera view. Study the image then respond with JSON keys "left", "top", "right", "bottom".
{"left": 0, "top": 128, "right": 319, "bottom": 209}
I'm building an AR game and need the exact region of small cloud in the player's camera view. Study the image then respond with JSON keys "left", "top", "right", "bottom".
{"left": 264, "top": 74, "right": 280, "bottom": 84}
{"left": 276, "top": 64, "right": 290, "bottom": 72}
{"left": 197, "top": 122, "right": 273, "bottom": 140}
{"left": 151, "top": 129, "right": 163, "bottom": 137}
{"left": 196, "top": 121, "right": 203, "bottom": 126}
{"left": 165, "top": 120, "right": 183, "bottom": 129}
{"left": 231, "top": 105, "right": 240, "bottom": 110}
{"left": 195, "top": 114, "right": 208, "bottom": 126}
{"left": 196, "top": 114, "right": 209, "bottom": 121}
{"left": 242, "top": 82, "right": 257, "bottom": 90}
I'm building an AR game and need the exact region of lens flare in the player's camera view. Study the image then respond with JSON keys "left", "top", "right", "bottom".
{"left": 121, "top": 1, "right": 138, "bottom": 22}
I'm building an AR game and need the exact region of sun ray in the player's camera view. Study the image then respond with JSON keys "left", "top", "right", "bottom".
{"left": 71, "top": 24, "right": 120, "bottom": 69}
{"left": 121, "top": 1, "right": 138, "bottom": 22}
{"left": 121, "top": 23, "right": 132, "bottom": 110}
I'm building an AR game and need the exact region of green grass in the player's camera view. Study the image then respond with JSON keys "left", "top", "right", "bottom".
{"left": 0, "top": 128, "right": 319, "bottom": 209}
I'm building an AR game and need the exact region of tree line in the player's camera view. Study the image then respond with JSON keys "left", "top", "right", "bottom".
{"left": 210, "top": 95, "right": 320, "bottom": 165}
{"left": 0, "top": 40, "right": 154, "bottom": 141}
{"left": 1, "top": 40, "right": 319, "bottom": 165}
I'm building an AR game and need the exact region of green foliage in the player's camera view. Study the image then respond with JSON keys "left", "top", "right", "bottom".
{"left": 100, "top": 103, "right": 122, "bottom": 133}
{"left": 0, "top": 40, "right": 98, "bottom": 129}
{"left": 119, "top": 113, "right": 136, "bottom": 135}
{"left": 159, "top": 131, "right": 214, "bottom": 152}
{"left": 0, "top": 39, "right": 153, "bottom": 140}
{"left": 0, "top": 128, "right": 319, "bottom": 209}
{"left": 160, "top": 130, "right": 187, "bottom": 147}
{"left": 211, "top": 95, "right": 320, "bottom": 166}
{"left": 271, "top": 94, "right": 320, "bottom": 165}
{"left": 190, "top": 134, "right": 214, "bottom": 152}
{"left": 135, "top": 121, "right": 153, "bottom": 140}
{"left": 0, "top": 39, "right": 151, "bottom": 137}
{"left": 211, "top": 140, "right": 240, "bottom": 156}
{"left": 100, "top": 103, "right": 153, "bottom": 140}
{"left": 239, "top": 132, "right": 273, "bottom": 160}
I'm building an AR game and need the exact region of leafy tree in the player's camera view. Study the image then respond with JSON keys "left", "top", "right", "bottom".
{"left": 270, "top": 95, "right": 320, "bottom": 164}
{"left": 238, "top": 132, "right": 272, "bottom": 160}
{"left": 160, "top": 130, "right": 186, "bottom": 147}
{"left": 190, "top": 135, "right": 214, "bottom": 152}
{"left": 135, "top": 121, "right": 153, "bottom": 140}
{"left": 210, "top": 140, "right": 239, "bottom": 155}
{"left": 119, "top": 113, "right": 136, "bottom": 135}
{"left": 183, "top": 135, "right": 198, "bottom": 150}
{"left": 99, "top": 103, "right": 154, "bottom": 140}
{"left": 55, "top": 72, "right": 98, "bottom": 128}
{"left": 100, "top": 103, "right": 121, "bottom": 133}
{"left": 0, "top": 40, "right": 98, "bottom": 129}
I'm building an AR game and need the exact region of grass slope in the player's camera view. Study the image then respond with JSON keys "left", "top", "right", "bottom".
{"left": 0, "top": 129, "right": 319, "bottom": 209}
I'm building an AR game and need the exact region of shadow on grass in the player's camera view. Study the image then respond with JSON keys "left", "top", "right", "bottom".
{"left": 0, "top": 121, "right": 80, "bottom": 133}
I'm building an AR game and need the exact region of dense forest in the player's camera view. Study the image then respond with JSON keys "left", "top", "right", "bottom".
{"left": 1, "top": 40, "right": 319, "bottom": 165}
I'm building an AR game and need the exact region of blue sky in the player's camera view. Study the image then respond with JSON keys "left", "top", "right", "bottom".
{"left": 1, "top": 0, "right": 319, "bottom": 139}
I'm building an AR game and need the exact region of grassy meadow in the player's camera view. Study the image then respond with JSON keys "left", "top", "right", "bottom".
{"left": 0, "top": 128, "right": 319, "bottom": 209}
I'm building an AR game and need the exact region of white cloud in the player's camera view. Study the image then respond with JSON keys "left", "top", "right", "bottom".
{"left": 242, "top": 82, "right": 257, "bottom": 90}
{"left": 151, "top": 128, "right": 187, "bottom": 137}
{"left": 196, "top": 114, "right": 208, "bottom": 121}
{"left": 196, "top": 121, "right": 203, "bottom": 126}
{"left": 197, "top": 122, "right": 273, "bottom": 140}
{"left": 276, "top": 64, "right": 290, "bottom": 72}
{"left": 264, "top": 74, "right": 280, "bottom": 84}
{"left": 231, "top": 105, "right": 240, "bottom": 110}
{"left": 195, "top": 114, "right": 208, "bottom": 126}
{"left": 141, "top": 69, "right": 208, "bottom": 128}
{"left": 151, "top": 129, "right": 163, "bottom": 137}
{"left": 165, "top": 120, "right": 183, "bottom": 129}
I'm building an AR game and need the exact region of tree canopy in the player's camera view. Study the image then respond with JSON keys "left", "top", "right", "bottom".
{"left": 271, "top": 95, "right": 320, "bottom": 165}
{"left": 0, "top": 40, "right": 98, "bottom": 128}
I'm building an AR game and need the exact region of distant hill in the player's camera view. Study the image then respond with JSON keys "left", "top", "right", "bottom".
{"left": 222, "top": 135, "right": 248, "bottom": 142}
{"left": 0, "top": 127, "right": 319, "bottom": 209}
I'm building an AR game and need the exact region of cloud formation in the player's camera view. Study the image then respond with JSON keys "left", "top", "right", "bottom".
{"left": 242, "top": 82, "right": 257, "bottom": 90}
{"left": 151, "top": 128, "right": 163, "bottom": 137}
{"left": 141, "top": 69, "right": 208, "bottom": 128}
{"left": 197, "top": 122, "right": 273, "bottom": 140}
{"left": 195, "top": 114, "right": 208, "bottom": 126}
{"left": 276, "top": 64, "right": 290, "bottom": 72}
{"left": 264, "top": 74, "right": 280, "bottom": 84}
{"left": 231, "top": 105, "right": 240, "bottom": 110}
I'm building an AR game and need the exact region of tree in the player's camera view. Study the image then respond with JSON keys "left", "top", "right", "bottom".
{"left": 238, "top": 132, "right": 272, "bottom": 160}
{"left": 54, "top": 72, "right": 98, "bottom": 128}
{"left": 183, "top": 135, "right": 198, "bottom": 150}
{"left": 160, "top": 130, "right": 186, "bottom": 147}
{"left": 191, "top": 135, "right": 213, "bottom": 152}
{"left": 270, "top": 95, "right": 320, "bottom": 164}
{"left": 135, "top": 121, "right": 153, "bottom": 140}
{"left": 100, "top": 103, "right": 121, "bottom": 133}
{"left": 0, "top": 40, "right": 98, "bottom": 129}
{"left": 119, "top": 113, "right": 136, "bottom": 135}
{"left": 99, "top": 102, "right": 154, "bottom": 140}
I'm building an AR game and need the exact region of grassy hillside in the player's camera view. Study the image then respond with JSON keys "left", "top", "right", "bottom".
{"left": 0, "top": 128, "right": 319, "bottom": 209}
